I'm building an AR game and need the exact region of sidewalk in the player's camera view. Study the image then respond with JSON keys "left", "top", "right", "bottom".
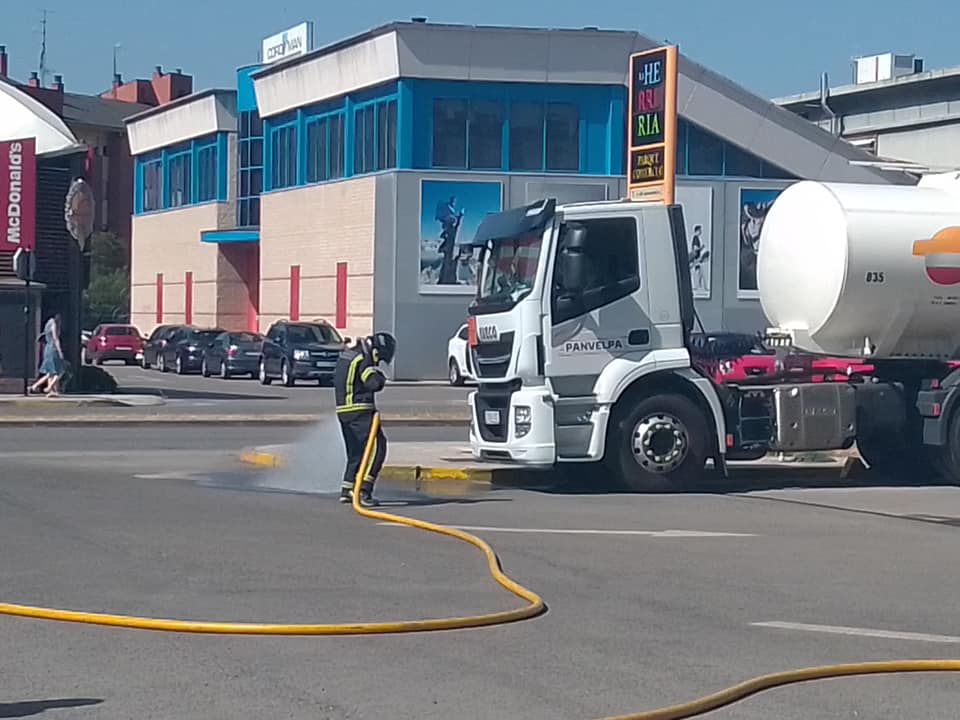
{"left": 239, "top": 441, "right": 860, "bottom": 495}
{"left": 0, "top": 394, "right": 165, "bottom": 408}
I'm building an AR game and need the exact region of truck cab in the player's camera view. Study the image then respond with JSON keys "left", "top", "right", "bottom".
{"left": 467, "top": 198, "right": 728, "bottom": 491}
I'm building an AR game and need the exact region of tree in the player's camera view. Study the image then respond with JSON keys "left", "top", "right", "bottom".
{"left": 82, "top": 231, "right": 129, "bottom": 328}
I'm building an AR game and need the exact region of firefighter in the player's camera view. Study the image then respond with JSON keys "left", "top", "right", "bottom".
{"left": 335, "top": 331, "right": 397, "bottom": 507}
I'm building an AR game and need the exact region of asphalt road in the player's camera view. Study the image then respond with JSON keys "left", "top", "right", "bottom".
{"left": 3, "top": 428, "right": 960, "bottom": 719}
{"left": 102, "top": 364, "right": 472, "bottom": 417}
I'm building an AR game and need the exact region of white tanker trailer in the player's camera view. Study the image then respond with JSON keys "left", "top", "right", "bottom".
{"left": 465, "top": 173, "right": 960, "bottom": 490}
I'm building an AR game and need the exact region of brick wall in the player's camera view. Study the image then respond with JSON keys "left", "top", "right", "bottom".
{"left": 130, "top": 204, "right": 224, "bottom": 334}
{"left": 259, "top": 177, "right": 376, "bottom": 339}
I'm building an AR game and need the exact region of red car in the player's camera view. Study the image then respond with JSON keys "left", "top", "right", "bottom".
{"left": 84, "top": 324, "right": 144, "bottom": 365}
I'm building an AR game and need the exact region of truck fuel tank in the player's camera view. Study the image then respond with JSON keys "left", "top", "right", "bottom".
{"left": 758, "top": 179, "right": 960, "bottom": 360}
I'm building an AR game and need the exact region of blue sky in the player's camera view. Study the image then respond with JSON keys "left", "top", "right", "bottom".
{"left": 3, "top": 1, "right": 956, "bottom": 99}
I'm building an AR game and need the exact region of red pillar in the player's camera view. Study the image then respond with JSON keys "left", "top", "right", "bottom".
{"left": 155, "top": 273, "right": 164, "bottom": 324}
{"left": 184, "top": 271, "right": 193, "bottom": 325}
{"left": 289, "top": 265, "right": 300, "bottom": 321}
{"left": 335, "top": 262, "right": 347, "bottom": 329}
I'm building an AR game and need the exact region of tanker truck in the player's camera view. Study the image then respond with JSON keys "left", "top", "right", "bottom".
{"left": 465, "top": 173, "right": 960, "bottom": 491}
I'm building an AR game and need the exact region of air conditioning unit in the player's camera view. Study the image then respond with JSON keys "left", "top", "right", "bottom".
{"left": 853, "top": 53, "right": 922, "bottom": 84}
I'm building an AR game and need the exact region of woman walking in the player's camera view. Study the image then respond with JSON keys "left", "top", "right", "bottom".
{"left": 31, "top": 314, "right": 64, "bottom": 397}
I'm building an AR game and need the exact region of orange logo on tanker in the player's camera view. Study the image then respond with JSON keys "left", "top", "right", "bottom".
{"left": 912, "top": 227, "right": 960, "bottom": 286}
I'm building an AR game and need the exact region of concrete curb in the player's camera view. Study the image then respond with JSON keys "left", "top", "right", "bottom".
{"left": 0, "top": 414, "right": 470, "bottom": 427}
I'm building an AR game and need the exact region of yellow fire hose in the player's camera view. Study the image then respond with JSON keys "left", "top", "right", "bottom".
{"left": 1, "top": 411, "right": 959, "bottom": 718}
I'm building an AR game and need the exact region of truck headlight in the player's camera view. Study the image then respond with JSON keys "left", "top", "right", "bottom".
{"left": 514, "top": 406, "right": 532, "bottom": 439}
{"left": 293, "top": 349, "right": 310, "bottom": 361}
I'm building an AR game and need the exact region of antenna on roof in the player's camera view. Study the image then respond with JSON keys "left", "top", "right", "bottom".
{"left": 37, "top": 8, "right": 51, "bottom": 86}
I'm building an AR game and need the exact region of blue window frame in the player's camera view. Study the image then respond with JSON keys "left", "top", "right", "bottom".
{"left": 196, "top": 142, "right": 218, "bottom": 202}
{"left": 353, "top": 97, "right": 396, "bottom": 175}
{"left": 141, "top": 158, "right": 162, "bottom": 212}
{"left": 270, "top": 124, "right": 298, "bottom": 190}
{"left": 675, "top": 119, "right": 795, "bottom": 179}
{"left": 167, "top": 151, "right": 191, "bottom": 208}
{"left": 134, "top": 132, "right": 226, "bottom": 215}
{"left": 306, "top": 112, "right": 345, "bottom": 183}
{"left": 238, "top": 109, "right": 263, "bottom": 227}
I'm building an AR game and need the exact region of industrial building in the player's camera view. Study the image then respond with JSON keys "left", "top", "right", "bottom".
{"left": 776, "top": 51, "right": 960, "bottom": 172}
{"left": 126, "top": 20, "right": 905, "bottom": 380}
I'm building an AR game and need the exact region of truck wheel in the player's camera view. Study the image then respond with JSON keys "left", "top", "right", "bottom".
{"left": 606, "top": 394, "right": 710, "bottom": 493}
{"left": 857, "top": 431, "right": 931, "bottom": 481}
{"left": 933, "top": 408, "right": 960, "bottom": 483}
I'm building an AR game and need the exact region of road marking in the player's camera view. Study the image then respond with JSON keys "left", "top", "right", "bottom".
{"left": 752, "top": 621, "right": 960, "bottom": 644}
{"left": 378, "top": 523, "right": 754, "bottom": 538}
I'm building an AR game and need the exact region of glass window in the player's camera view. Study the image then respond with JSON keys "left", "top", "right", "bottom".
{"left": 509, "top": 102, "right": 544, "bottom": 171}
{"left": 271, "top": 125, "right": 297, "bottom": 189}
{"left": 167, "top": 153, "right": 191, "bottom": 207}
{"left": 545, "top": 103, "right": 579, "bottom": 172}
{"left": 724, "top": 142, "right": 764, "bottom": 177}
{"left": 468, "top": 101, "right": 503, "bottom": 170}
{"left": 306, "top": 118, "right": 328, "bottom": 183}
{"left": 432, "top": 99, "right": 467, "bottom": 168}
{"left": 197, "top": 144, "right": 218, "bottom": 202}
{"left": 250, "top": 168, "right": 262, "bottom": 196}
{"left": 762, "top": 161, "right": 794, "bottom": 180}
{"left": 377, "top": 100, "right": 397, "bottom": 171}
{"left": 240, "top": 111, "right": 250, "bottom": 139}
{"left": 353, "top": 105, "right": 376, "bottom": 175}
{"left": 142, "top": 160, "right": 162, "bottom": 212}
{"left": 250, "top": 138, "right": 263, "bottom": 166}
{"left": 552, "top": 217, "right": 640, "bottom": 324}
{"left": 250, "top": 112, "right": 263, "bottom": 138}
{"left": 686, "top": 123, "right": 723, "bottom": 176}
{"left": 249, "top": 197, "right": 260, "bottom": 225}
{"left": 329, "top": 114, "right": 345, "bottom": 179}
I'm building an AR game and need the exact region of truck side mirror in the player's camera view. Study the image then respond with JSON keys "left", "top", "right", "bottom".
{"left": 560, "top": 224, "right": 588, "bottom": 293}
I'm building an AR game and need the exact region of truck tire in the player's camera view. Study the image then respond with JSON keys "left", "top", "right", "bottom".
{"left": 933, "top": 407, "right": 960, "bottom": 484}
{"left": 606, "top": 394, "right": 710, "bottom": 493}
{"left": 857, "top": 431, "right": 932, "bottom": 482}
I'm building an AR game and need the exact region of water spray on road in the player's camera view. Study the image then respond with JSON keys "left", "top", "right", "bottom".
{"left": 254, "top": 418, "right": 347, "bottom": 495}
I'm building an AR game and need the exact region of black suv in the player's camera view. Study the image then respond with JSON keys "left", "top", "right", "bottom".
{"left": 258, "top": 320, "right": 348, "bottom": 387}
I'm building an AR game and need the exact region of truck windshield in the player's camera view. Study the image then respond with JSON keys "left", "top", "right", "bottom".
{"left": 476, "top": 232, "right": 542, "bottom": 309}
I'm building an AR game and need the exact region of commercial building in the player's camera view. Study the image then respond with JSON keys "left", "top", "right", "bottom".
{"left": 126, "top": 20, "right": 904, "bottom": 380}
{"left": 0, "top": 49, "right": 193, "bottom": 390}
{"left": 776, "top": 51, "right": 960, "bottom": 172}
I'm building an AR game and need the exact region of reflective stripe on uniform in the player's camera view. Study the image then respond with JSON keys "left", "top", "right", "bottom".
{"left": 361, "top": 366, "right": 381, "bottom": 382}
{"left": 344, "top": 354, "right": 364, "bottom": 407}
{"left": 336, "top": 403, "right": 374, "bottom": 414}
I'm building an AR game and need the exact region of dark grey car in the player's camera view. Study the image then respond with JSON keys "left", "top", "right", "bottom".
{"left": 258, "top": 320, "right": 347, "bottom": 387}
{"left": 201, "top": 331, "right": 264, "bottom": 379}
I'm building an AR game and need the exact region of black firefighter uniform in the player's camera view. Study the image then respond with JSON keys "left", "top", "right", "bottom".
{"left": 334, "top": 343, "right": 387, "bottom": 501}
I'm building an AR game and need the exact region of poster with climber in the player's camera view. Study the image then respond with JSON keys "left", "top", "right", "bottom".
{"left": 419, "top": 179, "right": 502, "bottom": 294}
{"left": 738, "top": 188, "right": 782, "bottom": 299}
{"left": 675, "top": 185, "right": 712, "bottom": 299}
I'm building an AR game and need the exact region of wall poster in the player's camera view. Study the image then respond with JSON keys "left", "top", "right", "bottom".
{"left": 419, "top": 179, "right": 503, "bottom": 295}
{"left": 676, "top": 186, "right": 713, "bottom": 299}
{"left": 738, "top": 188, "right": 782, "bottom": 299}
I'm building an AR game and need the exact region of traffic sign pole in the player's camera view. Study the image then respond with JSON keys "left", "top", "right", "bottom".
{"left": 23, "top": 278, "right": 30, "bottom": 396}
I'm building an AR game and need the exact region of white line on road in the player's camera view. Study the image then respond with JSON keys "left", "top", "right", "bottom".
{"left": 752, "top": 621, "right": 960, "bottom": 644}
{"left": 378, "top": 523, "right": 755, "bottom": 538}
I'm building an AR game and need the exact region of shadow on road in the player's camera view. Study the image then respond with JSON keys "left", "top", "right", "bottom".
{"left": 0, "top": 699, "right": 103, "bottom": 718}
{"left": 509, "top": 462, "right": 958, "bottom": 497}
{"left": 117, "top": 385, "right": 287, "bottom": 402}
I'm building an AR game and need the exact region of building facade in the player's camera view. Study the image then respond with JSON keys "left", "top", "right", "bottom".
{"left": 776, "top": 52, "right": 960, "bottom": 172}
{"left": 127, "top": 21, "right": 904, "bottom": 380}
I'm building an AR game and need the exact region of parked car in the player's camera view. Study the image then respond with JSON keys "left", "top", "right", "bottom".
{"left": 156, "top": 327, "right": 225, "bottom": 374}
{"left": 83, "top": 324, "right": 144, "bottom": 365}
{"left": 141, "top": 324, "right": 183, "bottom": 369}
{"left": 259, "top": 319, "right": 347, "bottom": 387}
{"left": 201, "top": 331, "right": 264, "bottom": 379}
{"left": 447, "top": 323, "right": 475, "bottom": 386}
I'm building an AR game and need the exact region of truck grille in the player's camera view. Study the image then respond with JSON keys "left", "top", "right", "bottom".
{"left": 471, "top": 332, "right": 514, "bottom": 379}
{"left": 473, "top": 381, "right": 519, "bottom": 443}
